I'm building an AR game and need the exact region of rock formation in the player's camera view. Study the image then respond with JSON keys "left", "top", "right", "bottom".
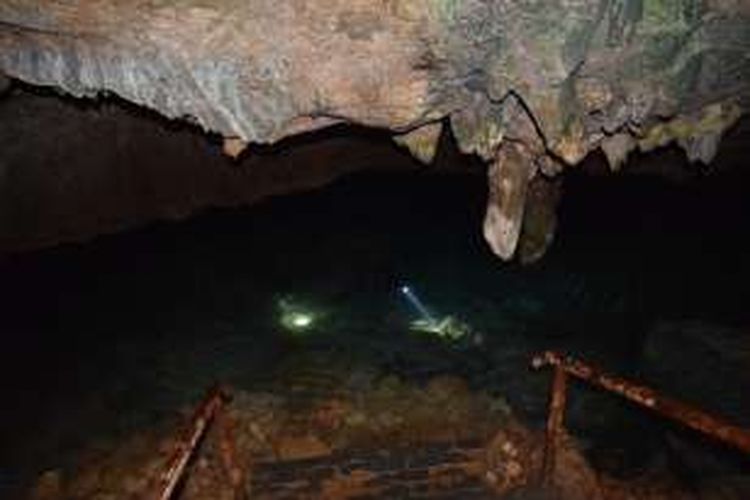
{"left": 1, "top": 0, "right": 748, "bottom": 258}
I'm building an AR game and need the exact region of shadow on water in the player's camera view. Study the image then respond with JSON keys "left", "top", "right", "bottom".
{"left": 1, "top": 134, "right": 750, "bottom": 494}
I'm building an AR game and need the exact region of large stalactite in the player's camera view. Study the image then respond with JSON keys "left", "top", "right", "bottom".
{"left": 1, "top": 0, "right": 749, "bottom": 259}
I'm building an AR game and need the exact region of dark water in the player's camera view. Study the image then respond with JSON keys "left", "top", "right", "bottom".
{"left": 1, "top": 140, "right": 750, "bottom": 495}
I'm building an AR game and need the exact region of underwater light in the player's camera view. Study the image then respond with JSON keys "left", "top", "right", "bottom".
{"left": 398, "top": 283, "right": 436, "bottom": 324}
{"left": 280, "top": 309, "right": 316, "bottom": 333}
{"left": 409, "top": 316, "right": 472, "bottom": 342}
{"left": 277, "top": 296, "right": 317, "bottom": 334}
{"left": 291, "top": 313, "right": 313, "bottom": 328}
{"left": 399, "top": 283, "right": 477, "bottom": 344}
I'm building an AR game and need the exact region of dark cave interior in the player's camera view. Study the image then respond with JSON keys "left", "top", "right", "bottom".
{"left": 1, "top": 85, "right": 749, "bottom": 499}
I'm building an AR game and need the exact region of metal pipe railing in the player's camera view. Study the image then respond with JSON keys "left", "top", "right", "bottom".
{"left": 151, "top": 384, "right": 245, "bottom": 500}
{"left": 532, "top": 350, "right": 750, "bottom": 484}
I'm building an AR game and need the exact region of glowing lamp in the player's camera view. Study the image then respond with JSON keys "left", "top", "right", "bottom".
{"left": 277, "top": 296, "right": 317, "bottom": 334}
{"left": 290, "top": 313, "right": 313, "bottom": 328}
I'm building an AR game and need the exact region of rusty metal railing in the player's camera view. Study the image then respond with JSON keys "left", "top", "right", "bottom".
{"left": 151, "top": 384, "right": 245, "bottom": 500}
{"left": 532, "top": 350, "right": 750, "bottom": 485}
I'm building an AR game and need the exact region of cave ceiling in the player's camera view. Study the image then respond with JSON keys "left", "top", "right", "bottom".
{"left": 1, "top": 0, "right": 749, "bottom": 260}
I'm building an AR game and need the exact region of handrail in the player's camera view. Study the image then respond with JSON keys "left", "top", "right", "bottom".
{"left": 151, "top": 384, "right": 244, "bottom": 500}
{"left": 531, "top": 350, "right": 750, "bottom": 484}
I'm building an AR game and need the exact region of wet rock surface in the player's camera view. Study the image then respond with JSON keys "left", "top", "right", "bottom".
{"left": 38, "top": 369, "right": 518, "bottom": 499}
{"left": 26, "top": 369, "right": 703, "bottom": 499}
{"left": 250, "top": 442, "right": 489, "bottom": 498}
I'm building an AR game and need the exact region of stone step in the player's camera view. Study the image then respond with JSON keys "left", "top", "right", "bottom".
{"left": 251, "top": 441, "right": 493, "bottom": 499}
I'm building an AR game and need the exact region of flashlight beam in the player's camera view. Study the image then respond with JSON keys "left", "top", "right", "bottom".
{"left": 400, "top": 285, "right": 436, "bottom": 324}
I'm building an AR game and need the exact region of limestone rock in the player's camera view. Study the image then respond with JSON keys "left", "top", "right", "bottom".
{"left": 483, "top": 142, "right": 534, "bottom": 260}
{"left": 518, "top": 174, "right": 562, "bottom": 265}
{"left": 393, "top": 121, "right": 443, "bottom": 164}
{"left": 1, "top": 0, "right": 749, "bottom": 259}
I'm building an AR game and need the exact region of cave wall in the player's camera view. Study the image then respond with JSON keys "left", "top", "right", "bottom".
{"left": 1, "top": 0, "right": 749, "bottom": 259}
{"left": 0, "top": 88, "right": 419, "bottom": 252}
